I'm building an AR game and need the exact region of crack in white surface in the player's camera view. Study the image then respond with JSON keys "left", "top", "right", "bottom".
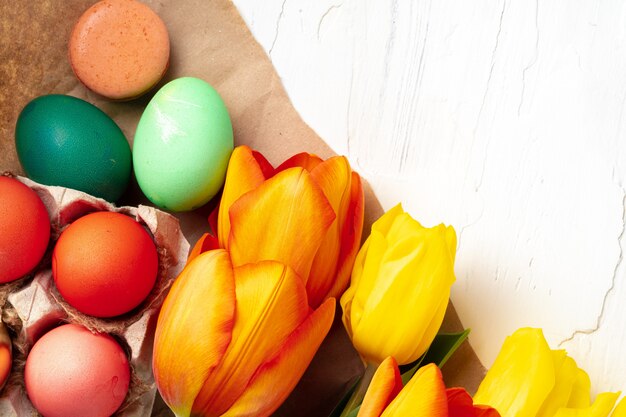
{"left": 473, "top": 0, "right": 507, "bottom": 192}
{"left": 399, "top": 0, "right": 431, "bottom": 174}
{"left": 346, "top": 60, "right": 356, "bottom": 165}
{"left": 317, "top": 4, "right": 342, "bottom": 40}
{"left": 558, "top": 185, "right": 626, "bottom": 347}
{"left": 518, "top": 0, "right": 540, "bottom": 116}
{"left": 269, "top": 0, "right": 288, "bottom": 58}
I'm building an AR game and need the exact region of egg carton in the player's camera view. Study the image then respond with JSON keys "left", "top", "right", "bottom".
{"left": 0, "top": 175, "right": 189, "bottom": 417}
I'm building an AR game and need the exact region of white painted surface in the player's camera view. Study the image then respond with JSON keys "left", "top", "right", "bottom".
{"left": 232, "top": 0, "right": 626, "bottom": 395}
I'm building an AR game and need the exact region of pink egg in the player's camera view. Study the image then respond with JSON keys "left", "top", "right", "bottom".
{"left": 25, "top": 324, "right": 130, "bottom": 417}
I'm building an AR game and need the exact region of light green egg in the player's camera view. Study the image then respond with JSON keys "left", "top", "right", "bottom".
{"left": 133, "top": 77, "right": 234, "bottom": 211}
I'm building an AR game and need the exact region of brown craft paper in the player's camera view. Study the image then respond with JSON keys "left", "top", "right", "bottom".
{"left": 0, "top": 1, "right": 486, "bottom": 416}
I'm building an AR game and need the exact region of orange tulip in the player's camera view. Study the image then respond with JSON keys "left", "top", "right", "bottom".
{"left": 446, "top": 388, "right": 501, "bottom": 417}
{"left": 358, "top": 359, "right": 448, "bottom": 417}
{"left": 357, "top": 358, "right": 500, "bottom": 417}
{"left": 153, "top": 249, "right": 335, "bottom": 417}
{"left": 191, "top": 145, "right": 365, "bottom": 308}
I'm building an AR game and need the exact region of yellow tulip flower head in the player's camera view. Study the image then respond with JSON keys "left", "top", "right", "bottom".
{"left": 341, "top": 204, "right": 457, "bottom": 365}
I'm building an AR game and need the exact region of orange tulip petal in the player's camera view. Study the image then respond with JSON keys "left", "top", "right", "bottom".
{"left": 447, "top": 387, "right": 475, "bottom": 417}
{"left": 191, "top": 261, "right": 310, "bottom": 416}
{"left": 325, "top": 171, "right": 364, "bottom": 301}
{"left": 228, "top": 167, "right": 336, "bottom": 283}
{"left": 447, "top": 388, "right": 501, "bottom": 417}
{"left": 218, "top": 146, "right": 273, "bottom": 249}
{"left": 381, "top": 363, "right": 448, "bottom": 417}
{"left": 275, "top": 152, "right": 324, "bottom": 173}
{"left": 358, "top": 357, "right": 403, "bottom": 417}
{"left": 307, "top": 158, "right": 364, "bottom": 307}
{"left": 221, "top": 298, "right": 336, "bottom": 417}
{"left": 153, "top": 250, "right": 236, "bottom": 417}
{"left": 305, "top": 157, "right": 349, "bottom": 306}
{"left": 188, "top": 233, "right": 220, "bottom": 264}
{"left": 208, "top": 204, "right": 219, "bottom": 236}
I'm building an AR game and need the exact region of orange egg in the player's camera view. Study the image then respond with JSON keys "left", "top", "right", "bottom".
{"left": 0, "top": 176, "right": 51, "bottom": 283}
{"left": 52, "top": 211, "right": 158, "bottom": 317}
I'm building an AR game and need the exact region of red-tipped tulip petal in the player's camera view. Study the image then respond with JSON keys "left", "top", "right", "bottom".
{"left": 447, "top": 388, "right": 501, "bottom": 417}
{"left": 307, "top": 157, "right": 364, "bottom": 307}
{"left": 324, "top": 171, "right": 364, "bottom": 301}
{"left": 188, "top": 233, "right": 220, "bottom": 264}
{"left": 381, "top": 363, "right": 448, "bottom": 417}
{"left": 358, "top": 357, "right": 404, "bottom": 417}
{"left": 191, "top": 261, "right": 311, "bottom": 416}
{"left": 228, "top": 167, "right": 336, "bottom": 283}
{"left": 447, "top": 388, "right": 475, "bottom": 416}
{"left": 275, "top": 152, "right": 324, "bottom": 173}
{"left": 221, "top": 298, "right": 335, "bottom": 417}
{"left": 218, "top": 146, "right": 274, "bottom": 249}
{"left": 474, "top": 406, "right": 502, "bottom": 417}
{"left": 153, "top": 250, "right": 236, "bottom": 417}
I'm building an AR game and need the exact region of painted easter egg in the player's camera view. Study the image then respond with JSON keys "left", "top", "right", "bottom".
{"left": 133, "top": 77, "right": 234, "bottom": 211}
{"left": 15, "top": 95, "right": 131, "bottom": 202}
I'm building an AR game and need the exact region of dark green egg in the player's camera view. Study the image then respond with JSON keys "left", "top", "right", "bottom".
{"left": 15, "top": 95, "right": 131, "bottom": 202}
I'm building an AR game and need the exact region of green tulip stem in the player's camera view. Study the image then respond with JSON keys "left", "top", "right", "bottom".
{"left": 339, "top": 362, "right": 379, "bottom": 417}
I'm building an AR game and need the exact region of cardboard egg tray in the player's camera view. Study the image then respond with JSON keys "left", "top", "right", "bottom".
{"left": 0, "top": 175, "right": 189, "bottom": 417}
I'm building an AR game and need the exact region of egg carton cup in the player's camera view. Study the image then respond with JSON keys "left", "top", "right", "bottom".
{"left": 0, "top": 174, "right": 189, "bottom": 417}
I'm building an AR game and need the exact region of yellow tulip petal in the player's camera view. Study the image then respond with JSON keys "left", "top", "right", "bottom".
{"left": 218, "top": 145, "right": 274, "bottom": 249}
{"left": 307, "top": 157, "right": 364, "bottom": 307}
{"left": 228, "top": 167, "right": 336, "bottom": 283}
{"left": 568, "top": 367, "right": 591, "bottom": 408}
{"left": 275, "top": 152, "right": 324, "bottom": 173}
{"left": 191, "top": 261, "right": 310, "bottom": 416}
{"left": 611, "top": 397, "right": 626, "bottom": 417}
{"left": 554, "top": 392, "right": 621, "bottom": 417}
{"left": 222, "top": 298, "right": 335, "bottom": 417}
{"left": 358, "top": 357, "right": 404, "bottom": 417}
{"left": 153, "top": 250, "right": 236, "bottom": 417}
{"left": 323, "top": 171, "right": 364, "bottom": 303}
{"left": 381, "top": 363, "right": 448, "bottom": 417}
{"left": 537, "top": 352, "right": 579, "bottom": 417}
{"left": 371, "top": 203, "right": 405, "bottom": 236}
{"left": 474, "top": 328, "right": 555, "bottom": 417}
{"left": 351, "top": 223, "right": 456, "bottom": 364}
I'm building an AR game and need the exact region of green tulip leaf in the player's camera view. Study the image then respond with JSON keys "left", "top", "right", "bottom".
{"left": 328, "top": 376, "right": 361, "bottom": 417}
{"left": 346, "top": 406, "right": 360, "bottom": 417}
{"left": 400, "top": 329, "right": 471, "bottom": 384}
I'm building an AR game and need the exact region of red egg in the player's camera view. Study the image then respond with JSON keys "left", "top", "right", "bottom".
{"left": 52, "top": 211, "right": 158, "bottom": 317}
{"left": 25, "top": 324, "right": 130, "bottom": 417}
{"left": 0, "top": 176, "right": 51, "bottom": 283}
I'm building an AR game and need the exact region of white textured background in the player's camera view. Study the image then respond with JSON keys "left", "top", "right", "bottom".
{"left": 232, "top": 0, "right": 626, "bottom": 395}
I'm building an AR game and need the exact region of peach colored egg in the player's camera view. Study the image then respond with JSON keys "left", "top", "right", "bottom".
{"left": 25, "top": 324, "right": 130, "bottom": 417}
{"left": 52, "top": 211, "right": 158, "bottom": 318}
{"left": 0, "top": 176, "right": 50, "bottom": 283}
{"left": 68, "top": 0, "right": 170, "bottom": 100}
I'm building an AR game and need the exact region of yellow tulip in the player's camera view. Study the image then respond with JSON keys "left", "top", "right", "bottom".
{"left": 340, "top": 204, "right": 457, "bottom": 365}
{"left": 474, "top": 328, "right": 621, "bottom": 417}
{"left": 153, "top": 249, "right": 335, "bottom": 417}
{"left": 191, "top": 145, "right": 365, "bottom": 308}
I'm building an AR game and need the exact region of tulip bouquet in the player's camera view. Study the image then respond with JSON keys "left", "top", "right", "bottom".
{"left": 152, "top": 145, "right": 625, "bottom": 417}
